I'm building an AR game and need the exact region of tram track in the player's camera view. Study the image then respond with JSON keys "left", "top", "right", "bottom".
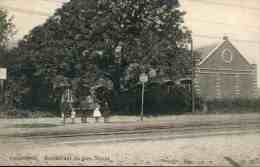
{"left": 3, "top": 119, "right": 260, "bottom": 142}
{"left": 3, "top": 122, "right": 258, "bottom": 146}
{"left": 25, "top": 122, "right": 259, "bottom": 138}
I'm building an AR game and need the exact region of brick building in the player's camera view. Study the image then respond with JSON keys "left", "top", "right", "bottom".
{"left": 194, "top": 36, "right": 257, "bottom": 100}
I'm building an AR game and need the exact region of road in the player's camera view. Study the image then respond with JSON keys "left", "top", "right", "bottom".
{"left": 0, "top": 114, "right": 260, "bottom": 166}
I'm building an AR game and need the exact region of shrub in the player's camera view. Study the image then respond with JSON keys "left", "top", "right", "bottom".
{"left": 202, "top": 98, "right": 260, "bottom": 113}
{"left": 111, "top": 83, "right": 192, "bottom": 116}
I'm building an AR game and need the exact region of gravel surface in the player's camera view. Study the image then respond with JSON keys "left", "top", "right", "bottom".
{"left": 0, "top": 113, "right": 260, "bottom": 166}
{"left": 0, "top": 133, "right": 260, "bottom": 166}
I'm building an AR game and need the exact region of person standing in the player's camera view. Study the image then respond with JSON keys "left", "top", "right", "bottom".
{"left": 61, "top": 87, "right": 74, "bottom": 124}
{"left": 71, "top": 107, "right": 76, "bottom": 124}
{"left": 80, "top": 95, "right": 93, "bottom": 123}
{"left": 93, "top": 103, "right": 102, "bottom": 123}
{"left": 102, "top": 101, "right": 111, "bottom": 123}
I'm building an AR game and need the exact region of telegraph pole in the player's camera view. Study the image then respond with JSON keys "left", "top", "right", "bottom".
{"left": 191, "top": 36, "right": 196, "bottom": 113}
{"left": 0, "top": 68, "right": 7, "bottom": 104}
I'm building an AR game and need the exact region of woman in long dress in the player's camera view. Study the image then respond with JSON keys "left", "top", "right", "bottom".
{"left": 93, "top": 104, "right": 102, "bottom": 123}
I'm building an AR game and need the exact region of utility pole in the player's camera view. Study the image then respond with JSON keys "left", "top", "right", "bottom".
{"left": 191, "top": 37, "right": 196, "bottom": 113}
{"left": 0, "top": 68, "right": 7, "bottom": 104}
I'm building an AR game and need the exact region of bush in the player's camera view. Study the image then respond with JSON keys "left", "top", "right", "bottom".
{"left": 201, "top": 98, "right": 260, "bottom": 113}
{"left": 111, "top": 83, "right": 192, "bottom": 116}
{"left": 0, "top": 104, "right": 59, "bottom": 118}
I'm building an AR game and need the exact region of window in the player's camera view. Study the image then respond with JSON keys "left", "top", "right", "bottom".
{"left": 221, "top": 49, "right": 233, "bottom": 63}
{"left": 180, "top": 79, "right": 192, "bottom": 92}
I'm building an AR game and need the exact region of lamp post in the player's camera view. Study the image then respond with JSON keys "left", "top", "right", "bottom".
{"left": 139, "top": 73, "right": 148, "bottom": 121}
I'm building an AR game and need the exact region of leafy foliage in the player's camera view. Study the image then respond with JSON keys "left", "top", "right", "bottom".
{"left": 0, "top": 9, "right": 15, "bottom": 67}
{"left": 0, "top": 9, "right": 15, "bottom": 48}
{"left": 7, "top": 0, "right": 192, "bottom": 113}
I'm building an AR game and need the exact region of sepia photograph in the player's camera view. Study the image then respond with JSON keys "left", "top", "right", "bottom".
{"left": 0, "top": 0, "right": 259, "bottom": 166}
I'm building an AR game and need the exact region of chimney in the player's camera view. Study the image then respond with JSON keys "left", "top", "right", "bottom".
{"left": 223, "top": 36, "right": 229, "bottom": 41}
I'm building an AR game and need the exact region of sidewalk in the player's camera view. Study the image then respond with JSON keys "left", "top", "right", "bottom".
{"left": 0, "top": 113, "right": 260, "bottom": 137}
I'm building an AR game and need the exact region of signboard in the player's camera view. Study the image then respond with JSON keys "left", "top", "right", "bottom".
{"left": 139, "top": 73, "right": 148, "bottom": 122}
{"left": 0, "top": 68, "right": 7, "bottom": 80}
{"left": 139, "top": 73, "right": 148, "bottom": 83}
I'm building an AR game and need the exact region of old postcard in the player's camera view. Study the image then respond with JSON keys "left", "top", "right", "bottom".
{"left": 0, "top": 0, "right": 259, "bottom": 166}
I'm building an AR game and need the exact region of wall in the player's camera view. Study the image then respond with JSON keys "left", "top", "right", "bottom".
{"left": 195, "top": 40, "right": 257, "bottom": 100}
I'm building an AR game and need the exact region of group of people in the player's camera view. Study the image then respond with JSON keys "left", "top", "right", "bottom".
{"left": 61, "top": 88, "right": 110, "bottom": 124}
{"left": 80, "top": 94, "right": 102, "bottom": 123}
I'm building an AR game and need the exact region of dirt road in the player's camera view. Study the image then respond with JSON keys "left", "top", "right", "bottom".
{"left": 0, "top": 132, "right": 260, "bottom": 166}
{"left": 0, "top": 113, "right": 260, "bottom": 166}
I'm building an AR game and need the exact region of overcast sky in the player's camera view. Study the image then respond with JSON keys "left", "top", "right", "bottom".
{"left": 180, "top": 0, "right": 260, "bottom": 87}
{"left": 1, "top": 0, "right": 260, "bottom": 87}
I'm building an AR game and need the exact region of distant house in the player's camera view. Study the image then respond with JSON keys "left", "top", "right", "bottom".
{"left": 194, "top": 36, "right": 257, "bottom": 100}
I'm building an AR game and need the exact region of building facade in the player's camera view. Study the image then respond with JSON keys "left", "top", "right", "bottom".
{"left": 194, "top": 36, "right": 257, "bottom": 100}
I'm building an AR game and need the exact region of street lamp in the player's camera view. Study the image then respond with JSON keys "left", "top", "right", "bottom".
{"left": 139, "top": 72, "right": 148, "bottom": 121}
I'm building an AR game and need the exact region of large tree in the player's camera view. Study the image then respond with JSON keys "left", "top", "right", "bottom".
{"left": 8, "top": 0, "right": 191, "bottom": 110}
{"left": 0, "top": 9, "right": 15, "bottom": 65}
{"left": 0, "top": 9, "right": 15, "bottom": 48}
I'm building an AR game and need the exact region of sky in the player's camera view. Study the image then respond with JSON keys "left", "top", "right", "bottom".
{"left": 180, "top": 0, "right": 260, "bottom": 87}
{"left": 1, "top": 0, "right": 260, "bottom": 87}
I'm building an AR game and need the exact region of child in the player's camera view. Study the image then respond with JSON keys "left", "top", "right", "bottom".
{"left": 71, "top": 107, "right": 76, "bottom": 124}
{"left": 93, "top": 104, "right": 102, "bottom": 123}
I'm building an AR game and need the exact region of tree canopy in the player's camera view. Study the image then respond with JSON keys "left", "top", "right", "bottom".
{"left": 0, "top": 9, "right": 15, "bottom": 48}
{"left": 0, "top": 9, "right": 15, "bottom": 66}
{"left": 8, "top": 0, "right": 192, "bottom": 110}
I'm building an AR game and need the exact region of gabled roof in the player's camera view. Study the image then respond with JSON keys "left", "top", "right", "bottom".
{"left": 196, "top": 40, "right": 225, "bottom": 66}
{"left": 195, "top": 43, "right": 219, "bottom": 61}
{"left": 195, "top": 36, "right": 251, "bottom": 66}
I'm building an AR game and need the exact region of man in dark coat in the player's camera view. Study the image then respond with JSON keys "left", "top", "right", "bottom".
{"left": 102, "top": 101, "right": 111, "bottom": 123}
{"left": 80, "top": 95, "right": 94, "bottom": 123}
